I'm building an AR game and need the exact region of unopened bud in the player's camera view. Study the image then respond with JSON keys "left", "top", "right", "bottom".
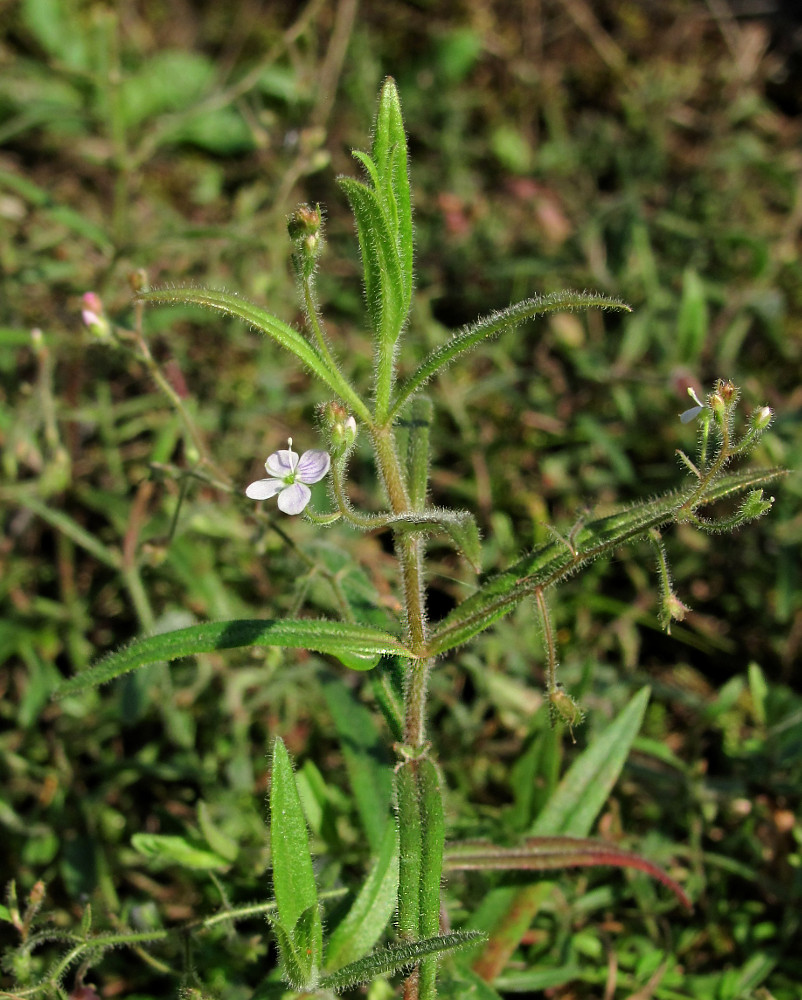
{"left": 287, "top": 204, "right": 322, "bottom": 241}
{"left": 28, "top": 881, "right": 45, "bottom": 908}
{"left": 751, "top": 405, "right": 772, "bottom": 431}
{"left": 288, "top": 205, "right": 324, "bottom": 280}
{"left": 322, "top": 401, "right": 357, "bottom": 457}
{"left": 548, "top": 683, "right": 584, "bottom": 741}
{"left": 740, "top": 489, "right": 774, "bottom": 522}
{"left": 716, "top": 379, "right": 737, "bottom": 403}
{"left": 128, "top": 268, "right": 148, "bottom": 293}
{"left": 81, "top": 292, "right": 111, "bottom": 340}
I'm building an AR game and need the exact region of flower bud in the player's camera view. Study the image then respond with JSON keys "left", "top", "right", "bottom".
{"left": 547, "top": 683, "right": 584, "bottom": 740}
{"left": 81, "top": 292, "right": 111, "bottom": 340}
{"left": 322, "top": 401, "right": 357, "bottom": 457}
{"left": 287, "top": 203, "right": 322, "bottom": 241}
{"left": 288, "top": 205, "right": 323, "bottom": 280}
{"left": 751, "top": 405, "right": 772, "bottom": 432}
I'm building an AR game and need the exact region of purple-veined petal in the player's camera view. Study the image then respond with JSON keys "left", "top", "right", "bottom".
{"left": 265, "top": 448, "right": 298, "bottom": 479}
{"left": 297, "top": 449, "right": 331, "bottom": 484}
{"left": 245, "top": 478, "right": 284, "bottom": 500}
{"left": 277, "top": 482, "right": 311, "bottom": 515}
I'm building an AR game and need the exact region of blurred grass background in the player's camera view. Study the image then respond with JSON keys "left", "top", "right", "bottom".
{"left": 1, "top": 0, "right": 801, "bottom": 997}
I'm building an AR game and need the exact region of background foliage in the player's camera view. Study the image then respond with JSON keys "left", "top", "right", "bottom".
{"left": 1, "top": 0, "right": 801, "bottom": 997}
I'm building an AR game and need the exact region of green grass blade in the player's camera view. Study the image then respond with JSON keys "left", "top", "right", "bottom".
{"left": 388, "top": 291, "right": 631, "bottom": 421}
{"left": 135, "top": 286, "right": 371, "bottom": 422}
{"left": 532, "top": 687, "right": 651, "bottom": 836}
{"left": 53, "top": 619, "right": 414, "bottom": 699}
{"left": 471, "top": 689, "right": 651, "bottom": 981}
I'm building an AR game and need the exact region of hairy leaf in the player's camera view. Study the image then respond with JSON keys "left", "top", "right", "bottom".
{"left": 135, "top": 286, "right": 370, "bottom": 422}
{"left": 318, "top": 931, "right": 486, "bottom": 991}
{"left": 389, "top": 291, "right": 631, "bottom": 420}
{"left": 53, "top": 619, "right": 414, "bottom": 699}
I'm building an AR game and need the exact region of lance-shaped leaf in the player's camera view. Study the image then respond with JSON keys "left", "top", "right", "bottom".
{"left": 445, "top": 836, "right": 691, "bottom": 911}
{"left": 270, "top": 737, "right": 323, "bottom": 989}
{"left": 388, "top": 291, "right": 631, "bottom": 421}
{"left": 325, "top": 820, "right": 399, "bottom": 972}
{"left": 135, "top": 287, "right": 371, "bottom": 423}
{"left": 428, "top": 467, "right": 785, "bottom": 656}
{"left": 53, "top": 619, "right": 415, "bottom": 699}
{"left": 338, "top": 175, "right": 405, "bottom": 347}
{"left": 318, "top": 931, "right": 486, "bottom": 992}
{"left": 370, "top": 77, "right": 413, "bottom": 311}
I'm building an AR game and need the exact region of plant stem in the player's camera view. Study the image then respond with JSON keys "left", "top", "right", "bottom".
{"left": 372, "top": 418, "right": 437, "bottom": 1000}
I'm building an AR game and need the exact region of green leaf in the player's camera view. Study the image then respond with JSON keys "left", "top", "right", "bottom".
{"left": 338, "top": 176, "right": 404, "bottom": 346}
{"left": 271, "top": 911, "right": 321, "bottom": 991}
{"left": 321, "top": 677, "right": 393, "bottom": 851}
{"left": 676, "top": 268, "right": 708, "bottom": 364}
{"left": 197, "top": 801, "right": 239, "bottom": 863}
{"left": 437, "top": 966, "right": 506, "bottom": 1000}
{"left": 270, "top": 739, "right": 322, "bottom": 986}
{"left": 418, "top": 759, "right": 446, "bottom": 998}
{"left": 53, "top": 619, "right": 414, "bottom": 699}
{"left": 131, "top": 833, "right": 230, "bottom": 871}
{"left": 21, "top": 0, "right": 89, "bottom": 71}
{"left": 119, "top": 49, "right": 215, "bottom": 127}
{"left": 532, "top": 687, "right": 651, "bottom": 837}
{"left": 318, "top": 932, "right": 486, "bottom": 992}
{"left": 135, "top": 287, "right": 371, "bottom": 423}
{"left": 371, "top": 78, "right": 413, "bottom": 310}
{"left": 428, "top": 467, "right": 786, "bottom": 656}
{"left": 325, "top": 820, "right": 399, "bottom": 972}
{"left": 389, "top": 292, "right": 632, "bottom": 421}
{"left": 469, "top": 689, "right": 652, "bottom": 980}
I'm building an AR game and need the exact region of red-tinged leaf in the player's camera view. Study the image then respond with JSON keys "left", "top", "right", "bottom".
{"left": 445, "top": 835, "right": 691, "bottom": 911}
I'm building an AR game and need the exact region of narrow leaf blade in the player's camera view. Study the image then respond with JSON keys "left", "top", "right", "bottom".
{"left": 53, "top": 619, "right": 413, "bottom": 699}
{"left": 531, "top": 687, "right": 651, "bottom": 836}
{"left": 319, "top": 932, "right": 486, "bottom": 992}
{"left": 270, "top": 739, "right": 323, "bottom": 987}
{"left": 390, "top": 292, "right": 631, "bottom": 419}
{"left": 136, "top": 287, "right": 370, "bottom": 421}
{"left": 325, "top": 820, "right": 399, "bottom": 971}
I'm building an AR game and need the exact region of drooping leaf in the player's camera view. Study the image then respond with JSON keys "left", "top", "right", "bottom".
{"left": 445, "top": 834, "right": 691, "bottom": 910}
{"left": 389, "top": 292, "right": 632, "bottom": 420}
{"left": 391, "top": 507, "right": 482, "bottom": 572}
{"left": 135, "top": 287, "right": 370, "bottom": 422}
{"left": 53, "top": 619, "right": 414, "bottom": 699}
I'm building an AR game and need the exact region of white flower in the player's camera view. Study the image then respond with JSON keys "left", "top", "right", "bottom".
{"left": 679, "top": 386, "right": 705, "bottom": 424}
{"left": 245, "top": 438, "right": 330, "bottom": 515}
